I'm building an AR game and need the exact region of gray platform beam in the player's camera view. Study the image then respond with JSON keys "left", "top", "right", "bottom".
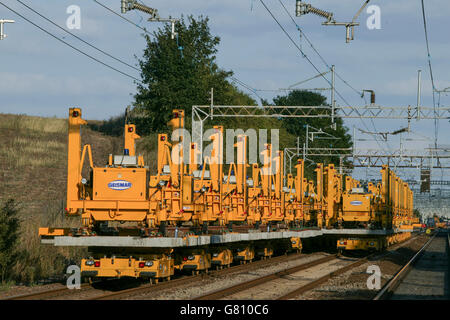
{"left": 43, "top": 229, "right": 323, "bottom": 248}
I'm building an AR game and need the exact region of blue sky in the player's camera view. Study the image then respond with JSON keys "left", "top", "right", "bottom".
{"left": 1, "top": 0, "right": 450, "bottom": 181}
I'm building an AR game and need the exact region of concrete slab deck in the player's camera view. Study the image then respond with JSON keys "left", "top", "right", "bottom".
{"left": 44, "top": 229, "right": 324, "bottom": 248}
{"left": 41, "top": 228, "right": 411, "bottom": 248}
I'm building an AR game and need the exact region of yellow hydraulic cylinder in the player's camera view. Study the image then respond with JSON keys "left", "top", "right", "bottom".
{"left": 295, "top": 160, "right": 304, "bottom": 203}
{"left": 248, "top": 163, "right": 262, "bottom": 224}
{"left": 210, "top": 126, "right": 223, "bottom": 192}
{"left": 260, "top": 144, "right": 272, "bottom": 197}
{"left": 323, "top": 164, "right": 337, "bottom": 228}
{"left": 124, "top": 124, "right": 140, "bottom": 156}
{"left": 67, "top": 107, "right": 87, "bottom": 215}
{"left": 294, "top": 159, "right": 305, "bottom": 224}
{"left": 157, "top": 134, "right": 170, "bottom": 175}
{"left": 189, "top": 142, "right": 201, "bottom": 174}
{"left": 235, "top": 135, "right": 247, "bottom": 194}
{"left": 315, "top": 163, "right": 324, "bottom": 228}
{"left": 284, "top": 173, "right": 295, "bottom": 224}
{"left": 167, "top": 109, "right": 184, "bottom": 130}
{"left": 233, "top": 135, "right": 248, "bottom": 221}
{"left": 259, "top": 144, "right": 272, "bottom": 223}
{"left": 269, "top": 150, "right": 283, "bottom": 222}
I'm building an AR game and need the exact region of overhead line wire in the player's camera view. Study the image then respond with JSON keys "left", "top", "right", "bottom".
{"left": 267, "top": 0, "right": 388, "bottom": 154}
{"left": 277, "top": 0, "right": 364, "bottom": 98}
{"left": 16, "top": 0, "right": 140, "bottom": 72}
{"left": 258, "top": 0, "right": 352, "bottom": 108}
{"left": 420, "top": 0, "right": 438, "bottom": 150}
{"left": 278, "top": 0, "right": 392, "bottom": 156}
{"left": 0, "top": 1, "right": 142, "bottom": 83}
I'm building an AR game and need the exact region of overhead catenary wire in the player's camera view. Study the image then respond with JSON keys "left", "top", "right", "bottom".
{"left": 229, "top": 76, "right": 265, "bottom": 102}
{"left": 420, "top": 0, "right": 438, "bottom": 150}
{"left": 258, "top": 0, "right": 350, "bottom": 106}
{"left": 94, "top": 0, "right": 263, "bottom": 103}
{"left": 0, "top": 1, "right": 142, "bottom": 83}
{"left": 263, "top": 0, "right": 388, "bottom": 155}
{"left": 16, "top": 0, "right": 140, "bottom": 72}
{"left": 279, "top": 0, "right": 393, "bottom": 159}
{"left": 277, "top": 0, "right": 364, "bottom": 98}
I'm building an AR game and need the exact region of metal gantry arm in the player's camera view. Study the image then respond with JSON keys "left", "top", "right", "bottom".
{"left": 193, "top": 104, "right": 450, "bottom": 120}
{"left": 286, "top": 147, "right": 450, "bottom": 171}
{"left": 357, "top": 127, "right": 409, "bottom": 142}
{"left": 0, "top": 19, "right": 15, "bottom": 40}
{"left": 192, "top": 103, "right": 450, "bottom": 165}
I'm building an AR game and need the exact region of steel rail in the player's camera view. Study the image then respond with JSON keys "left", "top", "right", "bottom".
{"left": 90, "top": 252, "right": 307, "bottom": 300}
{"left": 4, "top": 283, "right": 91, "bottom": 300}
{"left": 277, "top": 256, "right": 369, "bottom": 300}
{"left": 278, "top": 233, "right": 422, "bottom": 300}
{"left": 373, "top": 232, "right": 437, "bottom": 300}
{"left": 194, "top": 254, "right": 337, "bottom": 300}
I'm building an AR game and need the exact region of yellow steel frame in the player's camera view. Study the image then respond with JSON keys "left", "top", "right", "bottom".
{"left": 41, "top": 108, "right": 418, "bottom": 237}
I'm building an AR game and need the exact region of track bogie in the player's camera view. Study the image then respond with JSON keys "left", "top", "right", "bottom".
{"left": 211, "top": 248, "right": 233, "bottom": 268}
{"left": 337, "top": 232, "right": 411, "bottom": 253}
{"left": 175, "top": 250, "right": 211, "bottom": 274}
{"left": 234, "top": 247, "right": 255, "bottom": 264}
{"left": 81, "top": 255, "right": 174, "bottom": 280}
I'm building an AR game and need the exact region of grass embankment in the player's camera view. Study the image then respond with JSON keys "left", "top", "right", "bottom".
{"left": 0, "top": 113, "right": 124, "bottom": 285}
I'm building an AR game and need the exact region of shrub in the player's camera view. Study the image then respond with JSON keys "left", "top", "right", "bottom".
{"left": 0, "top": 199, "right": 20, "bottom": 284}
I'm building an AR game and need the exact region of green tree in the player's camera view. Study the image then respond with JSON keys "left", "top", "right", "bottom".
{"left": 88, "top": 114, "right": 125, "bottom": 137}
{"left": 134, "top": 15, "right": 256, "bottom": 134}
{"left": 273, "top": 90, "right": 352, "bottom": 172}
{"left": 0, "top": 199, "right": 20, "bottom": 284}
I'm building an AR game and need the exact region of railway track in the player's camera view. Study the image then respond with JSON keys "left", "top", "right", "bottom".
{"left": 194, "top": 254, "right": 339, "bottom": 300}
{"left": 194, "top": 233, "right": 423, "bottom": 300}
{"left": 90, "top": 251, "right": 309, "bottom": 300}
{"left": 373, "top": 231, "right": 447, "bottom": 300}
{"left": 4, "top": 283, "right": 92, "bottom": 300}
{"left": 4, "top": 234, "right": 427, "bottom": 300}
{"left": 3, "top": 251, "right": 308, "bottom": 300}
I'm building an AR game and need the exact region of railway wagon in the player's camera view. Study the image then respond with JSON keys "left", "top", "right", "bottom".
{"left": 38, "top": 107, "right": 417, "bottom": 280}
{"left": 39, "top": 108, "right": 415, "bottom": 237}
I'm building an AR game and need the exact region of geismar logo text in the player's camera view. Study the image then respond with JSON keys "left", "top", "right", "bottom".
{"left": 108, "top": 180, "right": 132, "bottom": 190}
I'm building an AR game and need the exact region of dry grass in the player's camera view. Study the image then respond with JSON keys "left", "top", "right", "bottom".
{"left": 0, "top": 113, "right": 67, "bottom": 134}
{"left": 0, "top": 114, "right": 67, "bottom": 169}
{"left": 0, "top": 113, "right": 124, "bottom": 284}
{"left": 13, "top": 205, "right": 86, "bottom": 284}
